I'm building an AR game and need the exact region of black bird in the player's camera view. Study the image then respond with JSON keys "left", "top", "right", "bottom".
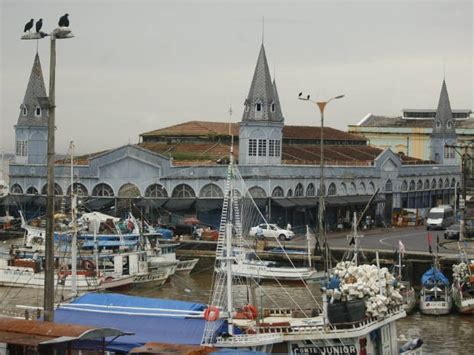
{"left": 35, "top": 19, "right": 43, "bottom": 33}
{"left": 24, "top": 19, "right": 34, "bottom": 32}
{"left": 58, "top": 13, "right": 69, "bottom": 27}
{"left": 298, "top": 92, "right": 302, "bottom": 97}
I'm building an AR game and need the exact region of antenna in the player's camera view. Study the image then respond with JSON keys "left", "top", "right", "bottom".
{"left": 262, "top": 16, "right": 265, "bottom": 44}
{"left": 228, "top": 105, "right": 234, "bottom": 154}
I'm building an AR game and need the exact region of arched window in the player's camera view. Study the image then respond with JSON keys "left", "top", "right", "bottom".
{"left": 294, "top": 183, "right": 304, "bottom": 197}
{"left": 451, "top": 178, "right": 456, "bottom": 188}
{"left": 340, "top": 182, "right": 347, "bottom": 195}
{"left": 287, "top": 189, "right": 293, "bottom": 197}
{"left": 431, "top": 179, "right": 437, "bottom": 189}
{"left": 35, "top": 106, "right": 42, "bottom": 117}
{"left": 358, "top": 182, "right": 366, "bottom": 194}
{"left": 21, "top": 105, "right": 28, "bottom": 116}
{"left": 118, "top": 183, "right": 140, "bottom": 198}
{"left": 416, "top": 180, "right": 423, "bottom": 191}
{"left": 67, "top": 183, "right": 88, "bottom": 196}
{"left": 199, "top": 184, "right": 223, "bottom": 198}
{"left": 256, "top": 103, "right": 262, "bottom": 112}
{"left": 328, "top": 183, "right": 337, "bottom": 196}
{"left": 444, "top": 178, "right": 450, "bottom": 188}
{"left": 401, "top": 181, "right": 408, "bottom": 192}
{"left": 26, "top": 186, "right": 38, "bottom": 195}
{"left": 306, "top": 183, "right": 315, "bottom": 197}
{"left": 41, "top": 183, "right": 63, "bottom": 196}
{"left": 438, "top": 178, "right": 443, "bottom": 189}
{"left": 368, "top": 182, "right": 375, "bottom": 194}
{"left": 145, "top": 184, "right": 168, "bottom": 198}
{"left": 92, "top": 183, "right": 114, "bottom": 197}
{"left": 272, "top": 186, "right": 284, "bottom": 197}
{"left": 271, "top": 103, "right": 276, "bottom": 112}
{"left": 349, "top": 182, "right": 356, "bottom": 195}
{"left": 10, "top": 184, "right": 23, "bottom": 194}
{"left": 172, "top": 184, "right": 195, "bottom": 198}
{"left": 385, "top": 180, "right": 392, "bottom": 192}
{"left": 249, "top": 186, "right": 266, "bottom": 198}
{"left": 409, "top": 180, "right": 415, "bottom": 191}
{"left": 424, "top": 179, "right": 430, "bottom": 190}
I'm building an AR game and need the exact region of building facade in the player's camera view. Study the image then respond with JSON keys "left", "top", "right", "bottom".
{"left": 7, "top": 45, "right": 461, "bottom": 229}
{"left": 348, "top": 81, "right": 473, "bottom": 163}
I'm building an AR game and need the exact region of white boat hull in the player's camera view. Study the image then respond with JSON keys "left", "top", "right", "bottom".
{"left": 229, "top": 262, "right": 324, "bottom": 281}
{"left": 0, "top": 266, "right": 133, "bottom": 291}
{"left": 419, "top": 297, "right": 452, "bottom": 315}
{"left": 452, "top": 286, "right": 474, "bottom": 314}
{"left": 176, "top": 258, "right": 198, "bottom": 274}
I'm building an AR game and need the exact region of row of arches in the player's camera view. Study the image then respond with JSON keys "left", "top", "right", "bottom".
{"left": 398, "top": 177, "right": 457, "bottom": 192}
{"left": 10, "top": 177, "right": 458, "bottom": 199}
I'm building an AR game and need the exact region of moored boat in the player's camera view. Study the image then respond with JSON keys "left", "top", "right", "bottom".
{"left": 452, "top": 261, "right": 474, "bottom": 314}
{"left": 419, "top": 266, "right": 452, "bottom": 315}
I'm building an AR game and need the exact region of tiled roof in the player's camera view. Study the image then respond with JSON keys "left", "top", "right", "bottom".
{"left": 142, "top": 121, "right": 367, "bottom": 143}
{"left": 354, "top": 115, "right": 474, "bottom": 129}
{"left": 17, "top": 54, "right": 48, "bottom": 127}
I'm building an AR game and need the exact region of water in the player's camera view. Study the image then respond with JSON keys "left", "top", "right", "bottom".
{"left": 0, "top": 248, "right": 473, "bottom": 354}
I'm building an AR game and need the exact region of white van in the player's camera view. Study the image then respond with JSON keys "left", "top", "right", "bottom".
{"left": 426, "top": 205, "right": 454, "bottom": 230}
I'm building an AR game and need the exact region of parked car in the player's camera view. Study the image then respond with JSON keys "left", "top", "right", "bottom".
{"left": 444, "top": 223, "right": 460, "bottom": 240}
{"left": 249, "top": 223, "right": 295, "bottom": 241}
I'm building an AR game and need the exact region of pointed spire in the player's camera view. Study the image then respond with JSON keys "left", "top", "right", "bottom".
{"left": 17, "top": 53, "right": 48, "bottom": 127}
{"left": 272, "top": 79, "right": 284, "bottom": 122}
{"left": 242, "top": 44, "right": 283, "bottom": 122}
{"left": 432, "top": 79, "right": 455, "bottom": 136}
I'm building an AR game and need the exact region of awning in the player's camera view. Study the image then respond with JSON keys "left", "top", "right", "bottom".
{"left": 82, "top": 197, "right": 115, "bottom": 210}
{"left": 134, "top": 198, "right": 168, "bottom": 208}
{"left": 0, "top": 194, "right": 35, "bottom": 206}
{"left": 196, "top": 198, "right": 223, "bottom": 212}
{"left": 0, "top": 318, "right": 130, "bottom": 348}
{"left": 164, "top": 198, "right": 196, "bottom": 211}
{"left": 290, "top": 197, "right": 318, "bottom": 208}
{"left": 325, "top": 196, "right": 348, "bottom": 207}
{"left": 272, "top": 198, "right": 296, "bottom": 208}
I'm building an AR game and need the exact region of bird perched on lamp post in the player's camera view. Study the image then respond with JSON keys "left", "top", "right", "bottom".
{"left": 24, "top": 19, "right": 34, "bottom": 32}
{"left": 58, "top": 13, "right": 69, "bottom": 27}
{"left": 35, "top": 19, "right": 43, "bottom": 33}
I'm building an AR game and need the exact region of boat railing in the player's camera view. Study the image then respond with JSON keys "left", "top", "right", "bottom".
{"left": 215, "top": 333, "right": 283, "bottom": 345}
{"left": 252, "top": 306, "right": 405, "bottom": 336}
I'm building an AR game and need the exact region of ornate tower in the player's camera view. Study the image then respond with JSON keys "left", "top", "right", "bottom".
{"left": 239, "top": 44, "right": 284, "bottom": 165}
{"left": 430, "top": 80, "right": 457, "bottom": 165}
{"left": 15, "top": 53, "right": 48, "bottom": 165}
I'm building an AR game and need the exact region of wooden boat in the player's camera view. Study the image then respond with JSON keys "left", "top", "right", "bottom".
{"left": 419, "top": 266, "right": 452, "bottom": 315}
{"left": 451, "top": 259, "right": 474, "bottom": 314}
{"left": 199, "top": 149, "right": 423, "bottom": 354}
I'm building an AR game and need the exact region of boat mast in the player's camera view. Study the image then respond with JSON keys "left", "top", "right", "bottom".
{"left": 69, "top": 141, "right": 78, "bottom": 297}
{"left": 225, "top": 115, "right": 235, "bottom": 335}
{"left": 306, "top": 225, "right": 312, "bottom": 268}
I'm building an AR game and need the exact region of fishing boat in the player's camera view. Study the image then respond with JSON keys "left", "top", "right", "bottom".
{"left": 419, "top": 265, "right": 452, "bottom": 315}
{"left": 451, "top": 244, "right": 474, "bottom": 314}
{"left": 228, "top": 226, "right": 324, "bottom": 282}
{"left": 0, "top": 246, "right": 137, "bottom": 291}
{"left": 393, "top": 241, "right": 416, "bottom": 313}
{"left": 199, "top": 147, "right": 423, "bottom": 354}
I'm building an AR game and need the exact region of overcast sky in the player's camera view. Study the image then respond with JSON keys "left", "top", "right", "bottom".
{"left": 1, "top": 0, "right": 472, "bottom": 155}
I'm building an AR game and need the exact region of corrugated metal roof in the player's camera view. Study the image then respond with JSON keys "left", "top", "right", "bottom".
{"left": 0, "top": 317, "right": 129, "bottom": 347}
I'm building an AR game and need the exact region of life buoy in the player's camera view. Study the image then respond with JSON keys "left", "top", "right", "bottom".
{"left": 203, "top": 306, "right": 220, "bottom": 321}
{"left": 58, "top": 264, "right": 69, "bottom": 279}
{"left": 243, "top": 304, "right": 258, "bottom": 320}
{"left": 82, "top": 259, "right": 96, "bottom": 271}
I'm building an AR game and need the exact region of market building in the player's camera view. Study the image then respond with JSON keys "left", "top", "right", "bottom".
{"left": 6, "top": 45, "right": 460, "bottom": 230}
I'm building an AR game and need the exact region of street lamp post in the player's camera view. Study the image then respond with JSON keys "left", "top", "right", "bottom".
{"left": 298, "top": 93, "right": 344, "bottom": 273}
{"left": 22, "top": 23, "right": 74, "bottom": 322}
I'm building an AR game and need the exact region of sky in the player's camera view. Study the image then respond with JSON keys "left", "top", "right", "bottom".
{"left": 0, "top": 0, "right": 472, "bottom": 155}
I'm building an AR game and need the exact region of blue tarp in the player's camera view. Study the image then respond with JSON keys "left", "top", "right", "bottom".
{"left": 54, "top": 293, "right": 223, "bottom": 352}
{"left": 421, "top": 267, "right": 449, "bottom": 286}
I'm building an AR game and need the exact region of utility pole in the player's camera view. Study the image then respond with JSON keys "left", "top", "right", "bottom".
{"left": 22, "top": 22, "right": 74, "bottom": 322}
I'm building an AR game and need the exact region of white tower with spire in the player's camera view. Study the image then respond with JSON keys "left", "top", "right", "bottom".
{"left": 239, "top": 44, "right": 284, "bottom": 165}
{"left": 430, "top": 80, "right": 457, "bottom": 165}
{"left": 14, "top": 53, "right": 49, "bottom": 165}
